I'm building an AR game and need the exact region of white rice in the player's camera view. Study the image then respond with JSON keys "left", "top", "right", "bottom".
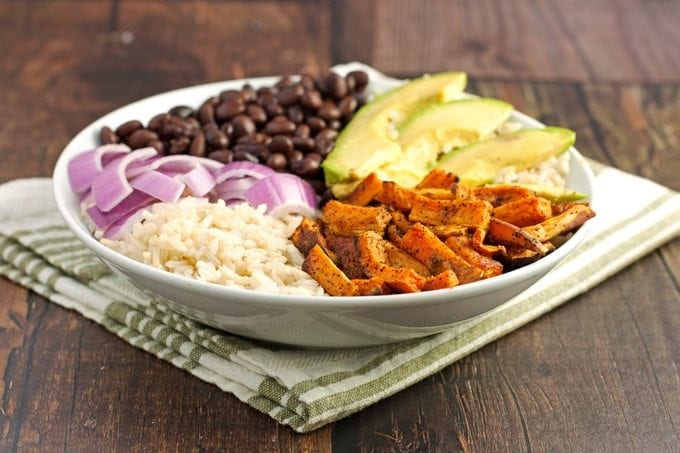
{"left": 494, "top": 152, "right": 571, "bottom": 188}
{"left": 101, "top": 198, "right": 326, "bottom": 296}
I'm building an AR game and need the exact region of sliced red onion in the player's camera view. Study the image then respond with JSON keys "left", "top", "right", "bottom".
{"left": 103, "top": 208, "right": 147, "bottom": 240}
{"left": 244, "top": 173, "right": 318, "bottom": 218}
{"left": 86, "top": 190, "right": 155, "bottom": 229}
{"left": 180, "top": 165, "right": 215, "bottom": 197}
{"left": 214, "top": 161, "right": 275, "bottom": 184}
{"left": 67, "top": 144, "right": 130, "bottom": 193}
{"left": 214, "top": 176, "right": 258, "bottom": 201}
{"left": 153, "top": 155, "right": 224, "bottom": 174}
{"left": 92, "top": 147, "right": 158, "bottom": 212}
{"left": 130, "top": 170, "right": 185, "bottom": 203}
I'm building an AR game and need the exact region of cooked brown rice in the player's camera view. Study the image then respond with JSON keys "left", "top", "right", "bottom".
{"left": 101, "top": 198, "right": 326, "bottom": 296}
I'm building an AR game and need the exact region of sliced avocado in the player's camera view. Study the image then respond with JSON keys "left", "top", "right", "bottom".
{"left": 322, "top": 72, "right": 467, "bottom": 189}
{"left": 436, "top": 127, "right": 576, "bottom": 186}
{"left": 397, "top": 98, "right": 514, "bottom": 150}
{"left": 515, "top": 184, "right": 586, "bottom": 203}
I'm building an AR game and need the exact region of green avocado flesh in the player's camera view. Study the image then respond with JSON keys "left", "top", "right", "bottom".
{"left": 397, "top": 98, "right": 514, "bottom": 149}
{"left": 436, "top": 127, "right": 576, "bottom": 186}
{"left": 321, "top": 72, "right": 467, "bottom": 191}
{"left": 515, "top": 184, "right": 586, "bottom": 203}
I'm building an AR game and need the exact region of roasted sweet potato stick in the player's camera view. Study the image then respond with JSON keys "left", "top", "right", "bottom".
{"left": 302, "top": 245, "right": 358, "bottom": 296}
{"left": 444, "top": 236, "right": 503, "bottom": 278}
{"left": 322, "top": 200, "right": 392, "bottom": 236}
{"left": 409, "top": 196, "right": 493, "bottom": 229}
{"left": 472, "top": 184, "right": 535, "bottom": 206}
{"left": 374, "top": 181, "right": 417, "bottom": 211}
{"left": 416, "top": 168, "right": 458, "bottom": 189}
{"left": 523, "top": 204, "right": 596, "bottom": 242}
{"left": 384, "top": 241, "right": 432, "bottom": 277}
{"left": 345, "top": 172, "right": 383, "bottom": 206}
{"left": 326, "top": 235, "right": 365, "bottom": 279}
{"left": 291, "top": 218, "right": 336, "bottom": 260}
{"left": 399, "top": 223, "right": 484, "bottom": 283}
{"left": 422, "top": 270, "right": 459, "bottom": 291}
{"left": 487, "top": 217, "right": 550, "bottom": 254}
{"left": 493, "top": 196, "right": 553, "bottom": 227}
{"left": 356, "top": 231, "right": 427, "bottom": 292}
{"left": 352, "top": 277, "right": 391, "bottom": 296}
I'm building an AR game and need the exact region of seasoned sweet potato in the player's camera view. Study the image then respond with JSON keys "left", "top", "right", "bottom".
{"left": 352, "top": 277, "right": 392, "bottom": 296}
{"left": 444, "top": 236, "right": 503, "bottom": 278}
{"left": 416, "top": 168, "right": 458, "bottom": 189}
{"left": 399, "top": 223, "right": 484, "bottom": 283}
{"left": 503, "top": 243, "right": 556, "bottom": 269}
{"left": 322, "top": 200, "right": 392, "bottom": 236}
{"left": 374, "top": 181, "right": 417, "bottom": 211}
{"left": 384, "top": 242, "right": 431, "bottom": 277}
{"left": 356, "top": 231, "right": 427, "bottom": 293}
{"left": 291, "top": 218, "right": 335, "bottom": 260}
{"left": 409, "top": 196, "right": 492, "bottom": 229}
{"left": 523, "top": 204, "right": 596, "bottom": 242}
{"left": 302, "top": 245, "right": 357, "bottom": 296}
{"left": 493, "top": 196, "right": 553, "bottom": 227}
{"left": 345, "top": 172, "right": 383, "bottom": 206}
{"left": 422, "top": 270, "right": 459, "bottom": 291}
{"left": 487, "top": 217, "right": 550, "bottom": 254}
{"left": 326, "top": 235, "right": 365, "bottom": 279}
{"left": 472, "top": 184, "right": 535, "bottom": 206}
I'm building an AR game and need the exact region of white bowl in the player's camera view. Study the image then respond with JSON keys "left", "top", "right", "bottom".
{"left": 53, "top": 63, "right": 596, "bottom": 348}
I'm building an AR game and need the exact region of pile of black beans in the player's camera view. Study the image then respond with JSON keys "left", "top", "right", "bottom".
{"left": 99, "top": 69, "right": 370, "bottom": 194}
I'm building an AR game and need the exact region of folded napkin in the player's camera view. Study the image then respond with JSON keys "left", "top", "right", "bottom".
{"left": 0, "top": 162, "right": 678, "bottom": 432}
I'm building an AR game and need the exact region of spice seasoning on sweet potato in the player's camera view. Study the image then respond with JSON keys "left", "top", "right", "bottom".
{"left": 292, "top": 169, "right": 595, "bottom": 296}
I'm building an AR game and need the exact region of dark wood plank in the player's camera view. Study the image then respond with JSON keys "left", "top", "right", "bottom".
{"left": 334, "top": 0, "right": 680, "bottom": 82}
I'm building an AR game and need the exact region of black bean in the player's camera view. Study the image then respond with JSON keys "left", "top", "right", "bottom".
{"left": 168, "top": 137, "right": 190, "bottom": 154}
{"left": 287, "top": 105, "right": 305, "bottom": 124}
{"left": 315, "top": 128, "right": 338, "bottom": 155}
{"left": 268, "top": 135, "right": 294, "bottom": 154}
{"left": 299, "top": 73, "right": 316, "bottom": 91}
{"left": 266, "top": 153, "right": 288, "bottom": 171}
{"left": 325, "top": 72, "right": 348, "bottom": 99}
{"left": 287, "top": 149, "right": 304, "bottom": 162}
{"left": 241, "top": 84, "right": 257, "bottom": 103}
{"left": 292, "top": 136, "right": 315, "bottom": 152}
{"left": 290, "top": 156, "right": 320, "bottom": 177}
{"left": 233, "top": 150, "right": 259, "bottom": 163}
{"left": 197, "top": 103, "right": 216, "bottom": 125}
{"left": 231, "top": 114, "right": 256, "bottom": 138}
{"left": 264, "top": 99, "right": 284, "bottom": 118}
{"left": 99, "top": 126, "right": 118, "bottom": 144}
{"left": 169, "top": 105, "right": 194, "bottom": 119}
{"left": 294, "top": 124, "right": 311, "bottom": 138}
{"left": 148, "top": 140, "right": 165, "bottom": 154}
{"left": 208, "top": 149, "right": 234, "bottom": 163}
{"left": 306, "top": 152, "right": 322, "bottom": 163}
{"left": 347, "top": 70, "right": 369, "bottom": 91}
{"left": 189, "top": 131, "right": 206, "bottom": 157}
{"left": 328, "top": 119, "right": 342, "bottom": 130}
{"left": 318, "top": 101, "right": 341, "bottom": 121}
{"left": 128, "top": 128, "right": 158, "bottom": 149}
{"left": 219, "top": 89, "right": 244, "bottom": 103}
{"left": 246, "top": 104, "right": 267, "bottom": 125}
{"left": 338, "top": 96, "right": 358, "bottom": 118}
{"left": 264, "top": 117, "right": 296, "bottom": 136}
{"left": 237, "top": 133, "right": 267, "bottom": 145}
{"left": 204, "top": 124, "right": 229, "bottom": 149}
{"left": 275, "top": 75, "right": 295, "bottom": 89}
{"left": 234, "top": 143, "right": 268, "bottom": 160}
{"left": 277, "top": 84, "right": 304, "bottom": 106}
{"left": 219, "top": 122, "right": 234, "bottom": 140}
{"left": 148, "top": 113, "right": 171, "bottom": 131}
{"left": 301, "top": 90, "right": 323, "bottom": 110}
{"left": 216, "top": 98, "right": 245, "bottom": 121}
{"left": 115, "top": 120, "right": 143, "bottom": 137}
{"left": 306, "top": 116, "right": 326, "bottom": 134}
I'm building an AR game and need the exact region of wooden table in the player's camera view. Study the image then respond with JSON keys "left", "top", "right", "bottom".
{"left": 1, "top": 1, "right": 678, "bottom": 451}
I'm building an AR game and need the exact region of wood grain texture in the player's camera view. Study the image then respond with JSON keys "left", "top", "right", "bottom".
{"left": 0, "top": 0, "right": 678, "bottom": 451}
{"left": 334, "top": 0, "right": 680, "bottom": 82}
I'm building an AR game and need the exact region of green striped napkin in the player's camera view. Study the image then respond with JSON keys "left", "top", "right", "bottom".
{"left": 0, "top": 162, "right": 678, "bottom": 432}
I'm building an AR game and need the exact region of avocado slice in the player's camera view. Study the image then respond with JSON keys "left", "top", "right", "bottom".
{"left": 397, "top": 98, "right": 514, "bottom": 150}
{"left": 436, "top": 127, "right": 576, "bottom": 186}
{"left": 322, "top": 72, "right": 467, "bottom": 189}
